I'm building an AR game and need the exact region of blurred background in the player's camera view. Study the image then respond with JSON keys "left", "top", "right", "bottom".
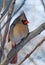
{"left": 0, "top": 0, "right": 45, "bottom": 65}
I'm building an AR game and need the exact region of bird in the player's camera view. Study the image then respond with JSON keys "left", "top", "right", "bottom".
{"left": 8, "top": 12, "right": 29, "bottom": 64}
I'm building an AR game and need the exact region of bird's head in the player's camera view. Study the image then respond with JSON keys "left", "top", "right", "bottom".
{"left": 20, "top": 12, "right": 29, "bottom": 25}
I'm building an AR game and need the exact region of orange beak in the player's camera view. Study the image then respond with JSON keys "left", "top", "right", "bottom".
{"left": 24, "top": 20, "right": 29, "bottom": 25}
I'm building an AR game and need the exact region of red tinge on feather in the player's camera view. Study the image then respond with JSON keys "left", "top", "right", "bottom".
{"left": 24, "top": 20, "right": 29, "bottom": 25}
{"left": 22, "top": 20, "right": 29, "bottom": 25}
{"left": 10, "top": 44, "right": 17, "bottom": 64}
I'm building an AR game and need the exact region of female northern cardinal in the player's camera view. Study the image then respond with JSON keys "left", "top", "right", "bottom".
{"left": 8, "top": 12, "right": 29, "bottom": 64}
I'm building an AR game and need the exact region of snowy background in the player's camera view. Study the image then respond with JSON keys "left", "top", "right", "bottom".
{"left": 0, "top": 0, "right": 45, "bottom": 65}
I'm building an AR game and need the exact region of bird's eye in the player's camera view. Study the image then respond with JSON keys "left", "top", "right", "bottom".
{"left": 22, "top": 20, "right": 26, "bottom": 23}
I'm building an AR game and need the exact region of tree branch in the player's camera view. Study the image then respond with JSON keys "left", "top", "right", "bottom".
{"left": 0, "top": 22, "right": 45, "bottom": 65}
{"left": 14, "top": 0, "right": 26, "bottom": 15}
{"left": 0, "top": 0, "right": 16, "bottom": 63}
{"left": 29, "top": 58, "right": 37, "bottom": 65}
{"left": 41, "top": 0, "right": 45, "bottom": 11}
{"left": 2, "top": 0, "right": 7, "bottom": 10}
{"left": 17, "top": 37, "right": 45, "bottom": 65}
{"left": 0, "top": 0, "right": 12, "bottom": 19}
{"left": 0, "top": 0, "right": 26, "bottom": 31}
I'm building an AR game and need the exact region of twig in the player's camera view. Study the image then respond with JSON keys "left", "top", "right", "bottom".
{"left": 0, "top": 27, "right": 2, "bottom": 62}
{"left": 17, "top": 37, "right": 45, "bottom": 65}
{"left": 29, "top": 58, "right": 37, "bottom": 65}
{"left": 0, "top": 0, "right": 26, "bottom": 31}
{"left": 0, "top": 0, "right": 12, "bottom": 19}
{"left": 0, "top": 0, "right": 16, "bottom": 63}
{"left": 0, "top": 0, "right": 3, "bottom": 11}
{"left": 41, "top": 0, "right": 45, "bottom": 11}
{"left": 14, "top": 0, "right": 26, "bottom": 15}
{"left": 0, "top": 23, "right": 45, "bottom": 65}
{"left": 3, "top": 0, "right": 7, "bottom": 10}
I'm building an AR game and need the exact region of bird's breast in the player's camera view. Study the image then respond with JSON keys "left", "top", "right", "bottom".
{"left": 10, "top": 22, "right": 29, "bottom": 44}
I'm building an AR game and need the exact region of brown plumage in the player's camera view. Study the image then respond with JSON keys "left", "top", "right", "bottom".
{"left": 8, "top": 12, "right": 29, "bottom": 45}
{"left": 8, "top": 12, "right": 29, "bottom": 64}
